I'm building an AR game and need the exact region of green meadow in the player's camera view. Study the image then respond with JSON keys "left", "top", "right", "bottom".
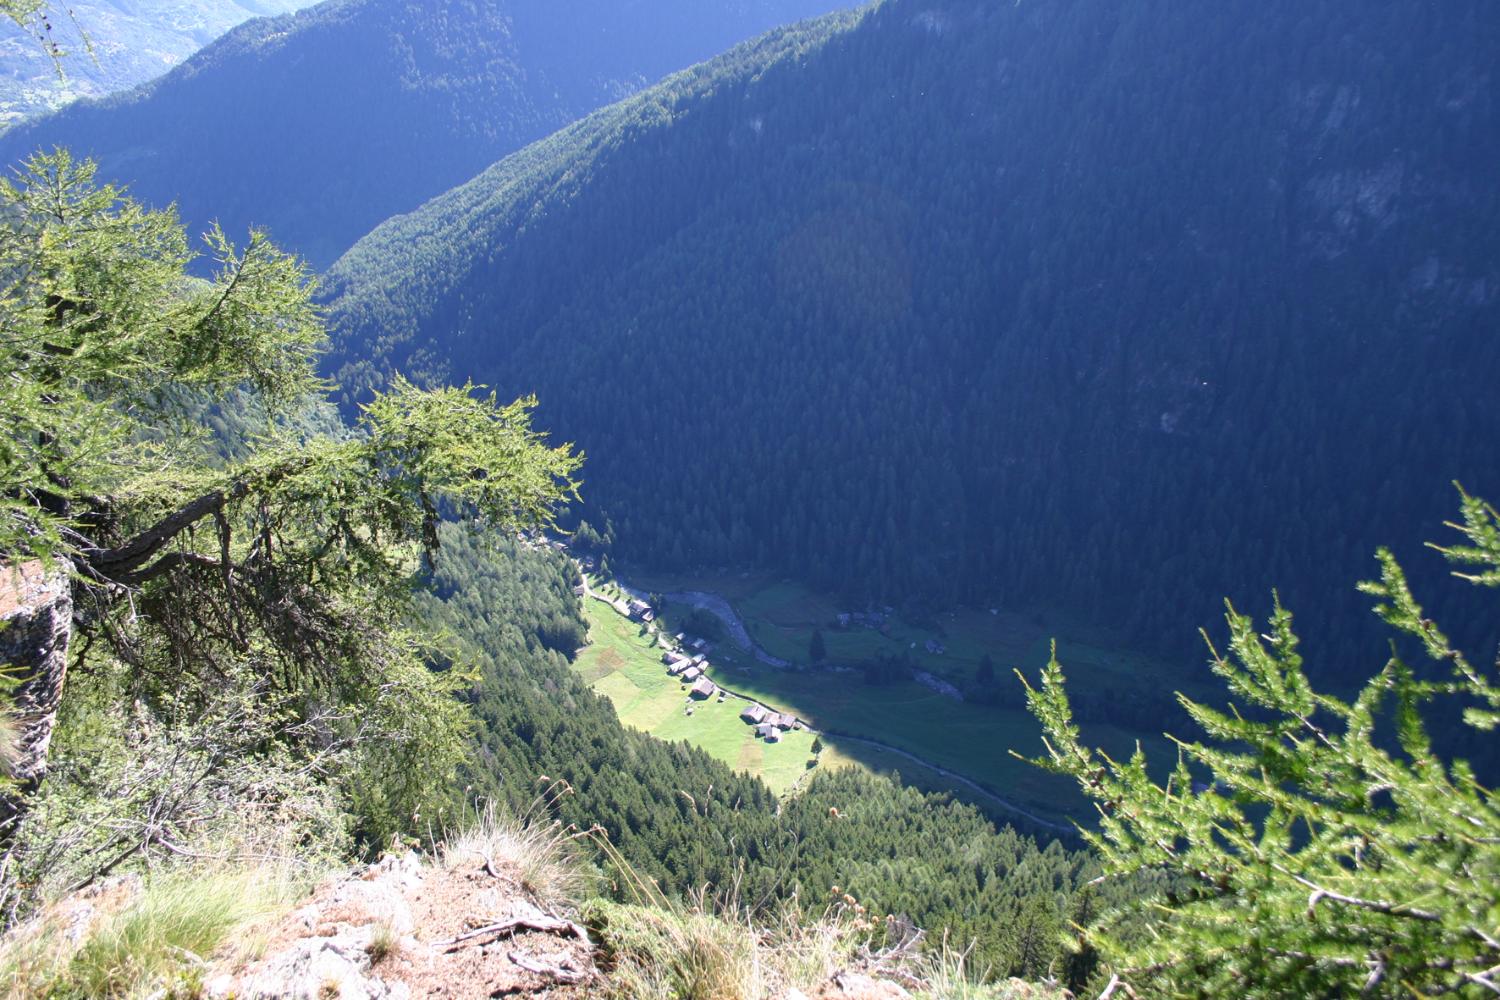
{"left": 571, "top": 593, "right": 1050, "bottom": 815}
{"left": 627, "top": 571, "right": 1202, "bottom": 824}
{"left": 572, "top": 598, "right": 820, "bottom": 795}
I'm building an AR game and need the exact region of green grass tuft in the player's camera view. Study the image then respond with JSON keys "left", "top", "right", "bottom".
{"left": 1, "top": 865, "right": 301, "bottom": 999}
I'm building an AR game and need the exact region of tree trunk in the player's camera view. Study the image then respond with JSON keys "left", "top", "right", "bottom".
{"left": 0, "top": 560, "right": 73, "bottom": 805}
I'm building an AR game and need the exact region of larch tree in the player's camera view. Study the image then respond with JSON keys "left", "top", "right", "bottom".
{"left": 1022, "top": 489, "right": 1500, "bottom": 997}
{"left": 0, "top": 149, "right": 580, "bottom": 852}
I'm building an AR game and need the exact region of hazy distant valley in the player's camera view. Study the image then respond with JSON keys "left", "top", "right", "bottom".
{"left": 0, "top": 0, "right": 316, "bottom": 126}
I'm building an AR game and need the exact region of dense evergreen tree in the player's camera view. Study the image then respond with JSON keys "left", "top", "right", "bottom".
{"left": 0, "top": 148, "right": 578, "bottom": 849}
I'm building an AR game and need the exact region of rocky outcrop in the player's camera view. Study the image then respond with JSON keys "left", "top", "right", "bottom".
{"left": 211, "top": 851, "right": 598, "bottom": 999}
{"left": 0, "top": 561, "right": 73, "bottom": 789}
{"left": 0, "top": 841, "right": 1070, "bottom": 999}
{"left": 227, "top": 932, "right": 410, "bottom": 1000}
{"left": 211, "top": 853, "right": 935, "bottom": 999}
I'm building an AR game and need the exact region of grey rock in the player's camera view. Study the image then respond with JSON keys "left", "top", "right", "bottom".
{"left": 233, "top": 931, "right": 409, "bottom": 1000}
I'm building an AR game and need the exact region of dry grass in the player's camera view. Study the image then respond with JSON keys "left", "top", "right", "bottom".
{"left": 365, "top": 918, "right": 399, "bottom": 966}
{"left": 585, "top": 886, "right": 887, "bottom": 1000}
{"left": 909, "top": 936, "right": 1070, "bottom": 1000}
{"left": 578, "top": 826, "right": 886, "bottom": 1000}
{"left": 582, "top": 862, "right": 1049, "bottom": 1000}
{"left": 434, "top": 806, "right": 1060, "bottom": 1000}
{"left": 587, "top": 899, "right": 762, "bottom": 1000}
{"left": 908, "top": 936, "right": 993, "bottom": 999}
{"left": 438, "top": 798, "right": 588, "bottom": 913}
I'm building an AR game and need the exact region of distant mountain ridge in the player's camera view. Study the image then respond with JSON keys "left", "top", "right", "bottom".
{"left": 0, "top": 0, "right": 850, "bottom": 269}
{"left": 324, "top": 0, "right": 1500, "bottom": 670}
{"left": 0, "top": 1, "right": 314, "bottom": 129}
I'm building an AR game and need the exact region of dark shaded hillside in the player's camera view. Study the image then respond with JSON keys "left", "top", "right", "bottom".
{"left": 326, "top": 0, "right": 1500, "bottom": 673}
{"left": 0, "top": 0, "right": 848, "bottom": 269}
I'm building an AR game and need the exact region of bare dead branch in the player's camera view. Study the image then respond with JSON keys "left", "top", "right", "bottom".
{"left": 436, "top": 914, "right": 592, "bottom": 951}
{"left": 507, "top": 950, "right": 587, "bottom": 983}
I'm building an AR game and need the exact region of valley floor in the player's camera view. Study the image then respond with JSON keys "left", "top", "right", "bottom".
{"left": 573, "top": 568, "right": 1193, "bottom": 827}
{"left": 573, "top": 597, "right": 821, "bottom": 796}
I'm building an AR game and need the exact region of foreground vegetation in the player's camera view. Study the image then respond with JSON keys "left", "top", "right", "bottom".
{"left": 2, "top": 797, "right": 1067, "bottom": 999}
{"left": 0, "top": 863, "right": 306, "bottom": 997}
{"left": 0, "top": 142, "right": 579, "bottom": 873}
{"left": 1026, "top": 491, "right": 1500, "bottom": 996}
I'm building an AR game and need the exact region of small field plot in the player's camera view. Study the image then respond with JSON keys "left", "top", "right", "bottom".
{"left": 572, "top": 600, "right": 818, "bottom": 795}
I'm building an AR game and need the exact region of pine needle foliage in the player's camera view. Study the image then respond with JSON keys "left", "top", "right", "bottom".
{"left": 1020, "top": 487, "right": 1500, "bottom": 997}
{"left": 0, "top": 147, "right": 581, "bottom": 849}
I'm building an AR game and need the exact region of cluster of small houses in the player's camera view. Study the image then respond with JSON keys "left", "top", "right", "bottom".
{"left": 661, "top": 648, "right": 716, "bottom": 699}
{"left": 737, "top": 702, "right": 800, "bottom": 743}
{"left": 659, "top": 647, "right": 800, "bottom": 744}
{"left": 835, "top": 610, "right": 889, "bottom": 631}
{"left": 604, "top": 592, "right": 804, "bottom": 745}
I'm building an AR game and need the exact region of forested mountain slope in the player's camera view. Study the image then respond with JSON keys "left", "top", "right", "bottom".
{"left": 413, "top": 526, "right": 1114, "bottom": 982}
{"left": 0, "top": 0, "right": 313, "bottom": 128}
{"left": 326, "top": 0, "right": 1500, "bottom": 671}
{"left": 0, "top": 0, "right": 847, "bottom": 269}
